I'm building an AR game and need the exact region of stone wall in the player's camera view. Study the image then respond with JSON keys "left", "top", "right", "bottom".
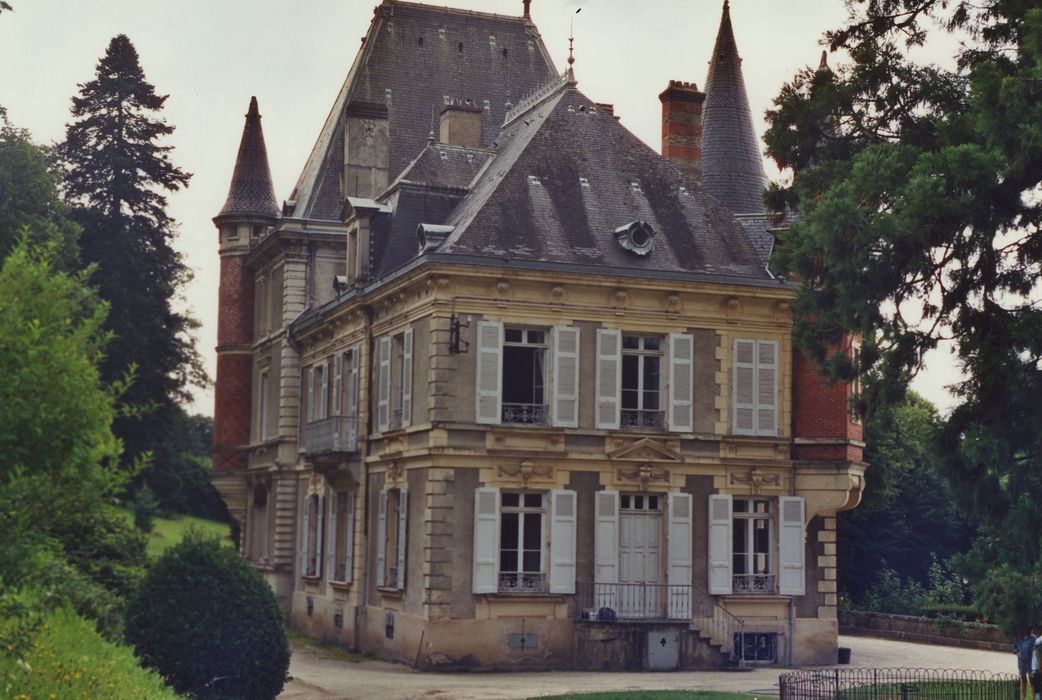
{"left": 839, "top": 610, "right": 1008, "bottom": 651}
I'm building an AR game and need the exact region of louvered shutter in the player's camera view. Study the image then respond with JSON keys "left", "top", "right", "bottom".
{"left": 733, "top": 340, "right": 756, "bottom": 435}
{"left": 300, "top": 490, "right": 312, "bottom": 578}
{"left": 594, "top": 490, "right": 620, "bottom": 611}
{"left": 343, "top": 492, "right": 355, "bottom": 583}
{"left": 333, "top": 354, "right": 343, "bottom": 416}
{"left": 304, "top": 366, "right": 315, "bottom": 423}
{"left": 549, "top": 490, "right": 577, "bottom": 593}
{"left": 377, "top": 336, "right": 391, "bottom": 432}
{"left": 708, "top": 494, "right": 733, "bottom": 594}
{"left": 669, "top": 333, "right": 694, "bottom": 432}
{"left": 778, "top": 496, "right": 806, "bottom": 595}
{"left": 396, "top": 487, "right": 408, "bottom": 589}
{"left": 401, "top": 328, "right": 413, "bottom": 428}
{"left": 375, "top": 489, "right": 387, "bottom": 587}
{"left": 552, "top": 326, "right": 580, "bottom": 428}
{"left": 595, "top": 329, "right": 621, "bottom": 429}
{"left": 472, "top": 487, "right": 500, "bottom": 593}
{"left": 668, "top": 492, "right": 693, "bottom": 585}
{"left": 347, "top": 348, "right": 359, "bottom": 449}
{"left": 756, "top": 341, "right": 778, "bottom": 436}
{"left": 315, "top": 494, "right": 325, "bottom": 578}
{"left": 327, "top": 491, "right": 338, "bottom": 580}
{"left": 475, "top": 321, "right": 503, "bottom": 424}
{"left": 319, "top": 363, "right": 329, "bottom": 419}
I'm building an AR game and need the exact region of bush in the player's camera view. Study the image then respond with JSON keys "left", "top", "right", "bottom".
{"left": 130, "top": 486, "right": 159, "bottom": 533}
{"left": 124, "top": 533, "right": 289, "bottom": 699}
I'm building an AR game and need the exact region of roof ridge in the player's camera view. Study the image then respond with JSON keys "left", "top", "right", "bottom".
{"left": 386, "top": 0, "right": 527, "bottom": 23}
{"left": 503, "top": 72, "right": 568, "bottom": 126}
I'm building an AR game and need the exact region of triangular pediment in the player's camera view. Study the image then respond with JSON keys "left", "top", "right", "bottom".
{"left": 608, "top": 438, "right": 681, "bottom": 463}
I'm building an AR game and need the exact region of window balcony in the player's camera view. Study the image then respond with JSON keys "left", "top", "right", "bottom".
{"left": 498, "top": 572, "right": 547, "bottom": 593}
{"left": 303, "top": 415, "right": 358, "bottom": 455}
{"left": 620, "top": 409, "right": 665, "bottom": 429}
{"left": 502, "top": 403, "right": 548, "bottom": 425}
{"left": 732, "top": 574, "right": 775, "bottom": 595}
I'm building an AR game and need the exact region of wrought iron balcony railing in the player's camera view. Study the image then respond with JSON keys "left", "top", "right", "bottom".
{"left": 498, "top": 572, "right": 547, "bottom": 594}
{"left": 502, "top": 403, "right": 548, "bottom": 425}
{"left": 620, "top": 409, "right": 665, "bottom": 429}
{"left": 303, "top": 415, "right": 358, "bottom": 454}
{"left": 732, "top": 573, "right": 775, "bottom": 595}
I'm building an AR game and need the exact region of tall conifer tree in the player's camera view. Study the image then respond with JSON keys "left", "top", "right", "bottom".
{"left": 59, "top": 35, "right": 208, "bottom": 502}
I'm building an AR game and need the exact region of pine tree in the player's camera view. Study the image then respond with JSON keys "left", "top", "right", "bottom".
{"left": 58, "top": 35, "right": 208, "bottom": 498}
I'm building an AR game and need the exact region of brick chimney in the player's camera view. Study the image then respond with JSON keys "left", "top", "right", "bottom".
{"left": 659, "top": 80, "right": 705, "bottom": 183}
{"left": 439, "top": 101, "right": 483, "bottom": 148}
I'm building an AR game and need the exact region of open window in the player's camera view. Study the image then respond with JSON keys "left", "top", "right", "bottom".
{"left": 708, "top": 494, "right": 805, "bottom": 596}
{"left": 502, "top": 328, "right": 548, "bottom": 424}
{"left": 301, "top": 491, "right": 325, "bottom": 579}
{"left": 596, "top": 330, "right": 694, "bottom": 431}
{"left": 621, "top": 334, "right": 663, "bottom": 428}
{"left": 376, "top": 487, "right": 407, "bottom": 589}
{"left": 733, "top": 498, "right": 772, "bottom": 594}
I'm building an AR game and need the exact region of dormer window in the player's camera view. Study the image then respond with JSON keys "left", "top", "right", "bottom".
{"left": 615, "top": 220, "right": 656, "bottom": 257}
{"left": 417, "top": 224, "right": 454, "bottom": 254}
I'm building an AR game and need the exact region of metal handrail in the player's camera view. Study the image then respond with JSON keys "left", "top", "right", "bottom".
{"left": 303, "top": 415, "right": 358, "bottom": 453}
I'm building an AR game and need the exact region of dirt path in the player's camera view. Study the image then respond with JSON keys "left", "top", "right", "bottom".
{"left": 279, "top": 635, "right": 1016, "bottom": 700}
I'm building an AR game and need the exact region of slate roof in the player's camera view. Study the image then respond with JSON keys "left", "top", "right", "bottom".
{"left": 391, "top": 142, "right": 491, "bottom": 192}
{"left": 421, "top": 82, "right": 773, "bottom": 280}
{"left": 289, "top": 0, "right": 557, "bottom": 222}
{"left": 216, "top": 97, "right": 279, "bottom": 220}
{"left": 700, "top": 1, "right": 768, "bottom": 215}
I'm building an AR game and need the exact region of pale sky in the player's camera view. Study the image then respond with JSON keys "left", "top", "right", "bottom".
{"left": 0, "top": 0, "right": 960, "bottom": 417}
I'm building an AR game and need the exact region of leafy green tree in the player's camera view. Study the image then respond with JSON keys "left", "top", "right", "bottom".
{"left": 839, "top": 393, "right": 971, "bottom": 602}
{"left": 125, "top": 534, "right": 289, "bottom": 700}
{"left": 57, "top": 34, "right": 208, "bottom": 498}
{"left": 0, "top": 115, "right": 79, "bottom": 267}
{"left": 764, "top": 1, "right": 1042, "bottom": 628}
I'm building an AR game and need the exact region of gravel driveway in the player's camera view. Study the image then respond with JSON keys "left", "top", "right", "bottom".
{"left": 279, "top": 635, "right": 1016, "bottom": 700}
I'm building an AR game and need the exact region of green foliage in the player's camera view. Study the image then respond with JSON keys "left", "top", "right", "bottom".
{"left": 114, "top": 507, "right": 233, "bottom": 559}
{"left": 0, "top": 606, "right": 178, "bottom": 700}
{"left": 131, "top": 486, "right": 159, "bottom": 532}
{"left": 125, "top": 534, "right": 289, "bottom": 699}
{"left": 0, "top": 117, "right": 79, "bottom": 268}
{"left": 975, "top": 565, "right": 1042, "bottom": 638}
{"left": 860, "top": 557, "right": 970, "bottom": 617}
{"left": 765, "top": 0, "right": 1042, "bottom": 628}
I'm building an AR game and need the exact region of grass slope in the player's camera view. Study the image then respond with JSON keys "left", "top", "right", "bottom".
{"left": 0, "top": 606, "right": 179, "bottom": 699}
{"left": 116, "top": 508, "right": 232, "bottom": 558}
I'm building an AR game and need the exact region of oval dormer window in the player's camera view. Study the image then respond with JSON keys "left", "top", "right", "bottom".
{"left": 614, "top": 220, "right": 656, "bottom": 256}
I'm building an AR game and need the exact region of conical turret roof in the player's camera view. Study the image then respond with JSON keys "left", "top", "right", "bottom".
{"left": 700, "top": 1, "right": 767, "bottom": 214}
{"left": 216, "top": 96, "right": 279, "bottom": 220}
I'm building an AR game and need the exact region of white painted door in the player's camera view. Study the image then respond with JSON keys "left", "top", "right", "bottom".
{"left": 618, "top": 494, "right": 662, "bottom": 618}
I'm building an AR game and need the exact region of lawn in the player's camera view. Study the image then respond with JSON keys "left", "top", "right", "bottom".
{"left": 115, "top": 508, "right": 233, "bottom": 558}
{"left": 530, "top": 693, "right": 757, "bottom": 700}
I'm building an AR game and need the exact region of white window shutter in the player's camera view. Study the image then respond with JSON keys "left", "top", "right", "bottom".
{"left": 401, "top": 327, "right": 413, "bottom": 428}
{"left": 375, "top": 489, "right": 387, "bottom": 587}
{"left": 333, "top": 353, "right": 343, "bottom": 417}
{"left": 314, "top": 494, "right": 325, "bottom": 578}
{"left": 549, "top": 490, "right": 577, "bottom": 593}
{"left": 668, "top": 492, "right": 694, "bottom": 618}
{"left": 377, "top": 336, "right": 391, "bottom": 432}
{"left": 327, "top": 491, "right": 338, "bottom": 580}
{"left": 595, "top": 329, "right": 621, "bottom": 429}
{"left": 475, "top": 321, "right": 503, "bottom": 424}
{"left": 708, "top": 494, "right": 733, "bottom": 594}
{"left": 300, "top": 490, "right": 312, "bottom": 578}
{"left": 757, "top": 341, "right": 778, "bottom": 436}
{"left": 343, "top": 491, "right": 355, "bottom": 583}
{"left": 396, "top": 487, "right": 408, "bottom": 589}
{"left": 733, "top": 340, "right": 756, "bottom": 435}
{"left": 319, "top": 364, "right": 329, "bottom": 419}
{"left": 778, "top": 496, "right": 806, "bottom": 595}
{"left": 668, "top": 333, "right": 694, "bottom": 432}
{"left": 472, "top": 487, "right": 500, "bottom": 593}
{"left": 552, "top": 326, "right": 580, "bottom": 428}
{"left": 594, "top": 490, "right": 620, "bottom": 611}
{"left": 348, "top": 346, "right": 360, "bottom": 417}
{"left": 304, "top": 366, "right": 315, "bottom": 423}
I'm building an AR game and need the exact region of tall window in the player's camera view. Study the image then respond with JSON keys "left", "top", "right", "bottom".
{"left": 258, "top": 371, "right": 269, "bottom": 441}
{"left": 329, "top": 490, "right": 354, "bottom": 583}
{"left": 378, "top": 487, "right": 407, "bottom": 589}
{"left": 850, "top": 341, "right": 862, "bottom": 425}
{"left": 621, "top": 334, "right": 662, "bottom": 428}
{"left": 304, "top": 492, "right": 324, "bottom": 578}
{"left": 733, "top": 498, "right": 772, "bottom": 594}
{"left": 732, "top": 339, "right": 778, "bottom": 436}
{"left": 251, "top": 484, "right": 268, "bottom": 562}
{"left": 501, "top": 328, "right": 547, "bottom": 424}
{"left": 499, "top": 492, "right": 546, "bottom": 592}
{"left": 377, "top": 329, "right": 412, "bottom": 432}
{"left": 392, "top": 334, "right": 406, "bottom": 428}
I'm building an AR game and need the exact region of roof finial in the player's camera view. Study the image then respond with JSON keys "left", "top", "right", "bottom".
{"left": 817, "top": 49, "right": 830, "bottom": 74}
{"left": 566, "top": 10, "right": 578, "bottom": 83}
{"left": 522, "top": 0, "right": 531, "bottom": 19}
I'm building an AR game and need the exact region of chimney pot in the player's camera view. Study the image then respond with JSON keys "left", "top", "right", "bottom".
{"left": 658, "top": 80, "right": 706, "bottom": 183}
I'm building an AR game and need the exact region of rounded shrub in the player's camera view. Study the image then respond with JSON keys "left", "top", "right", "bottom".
{"left": 124, "top": 532, "right": 289, "bottom": 699}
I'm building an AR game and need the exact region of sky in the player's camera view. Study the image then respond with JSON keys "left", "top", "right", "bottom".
{"left": 0, "top": 0, "right": 962, "bottom": 417}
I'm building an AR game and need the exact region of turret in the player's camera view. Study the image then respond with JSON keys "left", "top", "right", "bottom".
{"left": 699, "top": 1, "right": 768, "bottom": 214}
{"left": 212, "top": 97, "right": 278, "bottom": 481}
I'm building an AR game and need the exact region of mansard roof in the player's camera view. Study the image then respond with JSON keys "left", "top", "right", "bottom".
{"left": 700, "top": 1, "right": 768, "bottom": 215}
{"left": 383, "top": 80, "right": 773, "bottom": 281}
{"left": 288, "top": 0, "right": 557, "bottom": 222}
{"left": 216, "top": 96, "right": 279, "bottom": 221}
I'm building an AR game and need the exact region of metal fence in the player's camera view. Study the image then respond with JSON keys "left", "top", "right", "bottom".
{"left": 779, "top": 668, "right": 1019, "bottom": 700}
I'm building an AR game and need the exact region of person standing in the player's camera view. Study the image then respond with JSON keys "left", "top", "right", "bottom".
{"left": 1015, "top": 627, "right": 1036, "bottom": 700}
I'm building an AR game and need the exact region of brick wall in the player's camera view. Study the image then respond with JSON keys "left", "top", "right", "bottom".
{"left": 659, "top": 80, "right": 705, "bottom": 183}
{"left": 213, "top": 252, "right": 254, "bottom": 470}
{"left": 792, "top": 345, "right": 863, "bottom": 462}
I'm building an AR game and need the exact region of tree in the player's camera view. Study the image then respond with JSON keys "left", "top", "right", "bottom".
{"left": 57, "top": 34, "right": 207, "bottom": 489}
{"left": 764, "top": 2, "right": 1042, "bottom": 621}
{"left": 125, "top": 534, "right": 290, "bottom": 700}
{"left": 0, "top": 114, "right": 79, "bottom": 267}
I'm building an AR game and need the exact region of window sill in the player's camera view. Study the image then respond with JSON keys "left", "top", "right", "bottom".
{"left": 377, "top": 586, "right": 404, "bottom": 597}
{"left": 301, "top": 574, "right": 322, "bottom": 583}
{"left": 329, "top": 579, "right": 353, "bottom": 591}
{"left": 483, "top": 592, "right": 567, "bottom": 602}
